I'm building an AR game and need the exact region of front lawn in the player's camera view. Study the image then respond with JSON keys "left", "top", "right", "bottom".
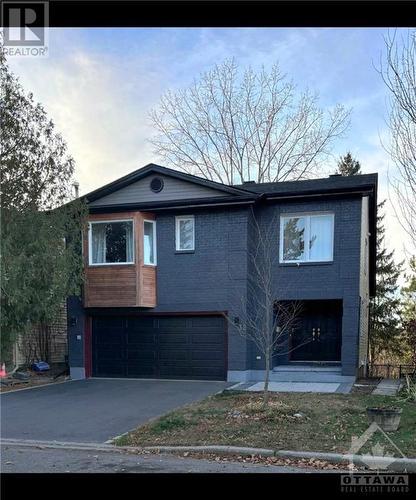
{"left": 117, "top": 391, "right": 416, "bottom": 457}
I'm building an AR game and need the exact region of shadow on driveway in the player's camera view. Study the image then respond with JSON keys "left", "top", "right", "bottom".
{"left": 1, "top": 378, "right": 229, "bottom": 443}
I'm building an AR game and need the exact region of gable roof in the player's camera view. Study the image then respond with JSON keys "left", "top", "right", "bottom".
{"left": 85, "top": 163, "right": 377, "bottom": 205}
{"left": 84, "top": 163, "right": 252, "bottom": 203}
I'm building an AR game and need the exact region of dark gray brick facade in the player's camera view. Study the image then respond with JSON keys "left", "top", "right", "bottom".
{"left": 68, "top": 195, "right": 368, "bottom": 379}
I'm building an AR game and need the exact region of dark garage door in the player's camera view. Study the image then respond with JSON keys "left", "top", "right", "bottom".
{"left": 92, "top": 315, "right": 227, "bottom": 380}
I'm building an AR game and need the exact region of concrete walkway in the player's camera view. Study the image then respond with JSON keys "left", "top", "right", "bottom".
{"left": 229, "top": 381, "right": 353, "bottom": 394}
{"left": 372, "top": 378, "right": 402, "bottom": 396}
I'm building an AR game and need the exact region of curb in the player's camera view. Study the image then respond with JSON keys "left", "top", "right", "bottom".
{"left": 141, "top": 445, "right": 275, "bottom": 456}
{"left": 2, "top": 439, "right": 415, "bottom": 472}
{"left": 275, "top": 450, "right": 416, "bottom": 473}
{"left": 137, "top": 446, "right": 416, "bottom": 472}
{"left": 0, "top": 439, "right": 121, "bottom": 453}
{"left": 0, "top": 439, "right": 273, "bottom": 457}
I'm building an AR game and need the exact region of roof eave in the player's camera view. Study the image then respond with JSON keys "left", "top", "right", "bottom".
{"left": 88, "top": 194, "right": 260, "bottom": 214}
{"left": 262, "top": 184, "right": 377, "bottom": 201}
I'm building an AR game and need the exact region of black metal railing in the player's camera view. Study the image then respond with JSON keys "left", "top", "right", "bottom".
{"left": 365, "top": 364, "right": 416, "bottom": 379}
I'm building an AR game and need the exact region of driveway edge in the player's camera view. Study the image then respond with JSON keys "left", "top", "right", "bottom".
{"left": 2, "top": 439, "right": 416, "bottom": 472}
{"left": 0, "top": 378, "right": 75, "bottom": 395}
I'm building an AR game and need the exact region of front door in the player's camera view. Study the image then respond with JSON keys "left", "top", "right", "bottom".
{"left": 290, "top": 300, "right": 342, "bottom": 362}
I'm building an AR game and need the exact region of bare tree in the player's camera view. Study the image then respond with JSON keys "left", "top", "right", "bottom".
{"left": 226, "top": 208, "right": 304, "bottom": 408}
{"left": 150, "top": 60, "right": 351, "bottom": 184}
{"left": 380, "top": 30, "right": 416, "bottom": 250}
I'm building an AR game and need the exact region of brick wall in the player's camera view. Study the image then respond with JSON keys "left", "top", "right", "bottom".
{"left": 247, "top": 197, "right": 363, "bottom": 375}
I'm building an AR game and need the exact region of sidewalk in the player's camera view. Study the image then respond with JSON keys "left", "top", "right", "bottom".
{"left": 228, "top": 381, "right": 353, "bottom": 394}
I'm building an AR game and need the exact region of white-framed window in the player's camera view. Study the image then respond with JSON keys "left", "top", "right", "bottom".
{"left": 143, "top": 219, "right": 157, "bottom": 265}
{"left": 89, "top": 220, "right": 134, "bottom": 265}
{"left": 364, "top": 237, "right": 368, "bottom": 277}
{"left": 279, "top": 213, "right": 334, "bottom": 263}
{"left": 175, "top": 215, "right": 195, "bottom": 251}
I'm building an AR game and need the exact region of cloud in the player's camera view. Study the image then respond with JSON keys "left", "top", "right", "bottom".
{"left": 7, "top": 28, "right": 412, "bottom": 273}
{"left": 8, "top": 29, "right": 165, "bottom": 194}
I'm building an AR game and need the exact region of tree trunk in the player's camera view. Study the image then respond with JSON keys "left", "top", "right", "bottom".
{"left": 263, "top": 350, "right": 270, "bottom": 409}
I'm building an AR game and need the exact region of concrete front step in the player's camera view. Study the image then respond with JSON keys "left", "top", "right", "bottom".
{"left": 271, "top": 365, "right": 354, "bottom": 383}
{"left": 273, "top": 364, "right": 342, "bottom": 372}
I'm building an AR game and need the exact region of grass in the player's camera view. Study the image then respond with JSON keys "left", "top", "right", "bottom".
{"left": 117, "top": 390, "right": 416, "bottom": 457}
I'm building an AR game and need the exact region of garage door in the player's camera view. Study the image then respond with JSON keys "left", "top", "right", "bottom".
{"left": 92, "top": 315, "right": 227, "bottom": 380}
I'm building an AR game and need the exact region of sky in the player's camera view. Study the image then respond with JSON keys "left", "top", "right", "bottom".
{"left": 7, "top": 27, "right": 412, "bottom": 272}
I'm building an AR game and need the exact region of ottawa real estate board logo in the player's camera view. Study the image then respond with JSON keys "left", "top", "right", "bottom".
{"left": 340, "top": 422, "right": 409, "bottom": 494}
{"left": 1, "top": 1, "right": 49, "bottom": 57}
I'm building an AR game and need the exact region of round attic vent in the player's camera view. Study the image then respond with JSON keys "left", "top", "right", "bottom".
{"left": 150, "top": 177, "right": 164, "bottom": 193}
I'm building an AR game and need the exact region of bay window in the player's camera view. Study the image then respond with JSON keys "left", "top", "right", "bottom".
{"left": 89, "top": 220, "right": 134, "bottom": 265}
{"left": 144, "top": 220, "right": 157, "bottom": 265}
{"left": 280, "top": 213, "right": 334, "bottom": 263}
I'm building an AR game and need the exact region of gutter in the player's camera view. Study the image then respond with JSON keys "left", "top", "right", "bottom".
{"left": 263, "top": 187, "right": 375, "bottom": 202}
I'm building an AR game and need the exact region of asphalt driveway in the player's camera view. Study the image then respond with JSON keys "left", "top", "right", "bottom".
{"left": 0, "top": 379, "right": 229, "bottom": 443}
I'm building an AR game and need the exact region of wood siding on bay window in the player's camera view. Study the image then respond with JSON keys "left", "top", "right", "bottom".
{"left": 83, "top": 211, "right": 156, "bottom": 308}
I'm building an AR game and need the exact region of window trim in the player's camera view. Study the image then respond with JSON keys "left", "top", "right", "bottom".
{"left": 88, "top": 219, "right": 135, "bottom": 266}
{"left": 143, "top": 219, "right": 157, "bottom": 266}
{"left": 279, "top": 212, "right": 334, "bottom": 264}
{"left": 175, "top": 215, "right": 195, "bottom": 252}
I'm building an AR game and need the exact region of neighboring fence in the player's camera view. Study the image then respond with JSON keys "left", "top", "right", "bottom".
{"left": 366, "top": 364, "right": 416, "bottom": 379}
{"left": 13, "top": 303, "right": 68, "bottom": 367}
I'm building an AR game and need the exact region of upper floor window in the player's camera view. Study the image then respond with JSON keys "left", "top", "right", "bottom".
{"left": 175, "top": 215, "right": 195, "bottom": 251}
{"left": 364, "top": 237, "right": 368, "bottom": 277}
{"left": 280, "top": 213, "right": 334, "bottom": 263}
{"left": 144, "top": 220, "right": 157, "bottom": 265}
{"left": 89, "top": 220, "right": 134, "bottom": 265}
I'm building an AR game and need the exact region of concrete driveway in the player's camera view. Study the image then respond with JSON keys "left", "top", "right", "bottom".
{"left": 0, "top": 379, "right": 228, "bottom": 443}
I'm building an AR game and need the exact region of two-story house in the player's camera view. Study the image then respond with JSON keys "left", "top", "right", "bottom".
{"left": 67, "top": 163, "right": 377, "bottom": 385}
